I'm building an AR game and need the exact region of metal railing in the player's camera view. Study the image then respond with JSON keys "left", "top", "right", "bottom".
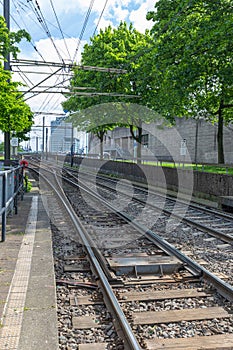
{"left": 0, "top": 165, "right": 24, "bottom": 242}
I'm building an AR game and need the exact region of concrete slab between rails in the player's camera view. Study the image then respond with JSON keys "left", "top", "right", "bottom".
{"left": 0, "top": 177, "right": 58, "bottom": 350}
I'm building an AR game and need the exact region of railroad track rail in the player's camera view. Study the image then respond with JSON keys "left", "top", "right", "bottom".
{"left": 28, "top": 161, "right": 233, "bottom": 349}
{"left": 61, "top": 167, "right": 233, "bottom": 284}
{"left": 65, "top": 167, "right": 233, "bottom": 244}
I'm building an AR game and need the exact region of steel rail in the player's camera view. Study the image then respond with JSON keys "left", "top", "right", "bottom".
{"left": 36, "top": 168, "right": 142, "bottom": 350}
{"left": 64, "top": 175, "right": 233, "bottom": 302}
{"left": 65, "top": 165, "right": 233, "bottom": 220}
{"left": 68, "top": 169, "right": 233, "bottom": 245}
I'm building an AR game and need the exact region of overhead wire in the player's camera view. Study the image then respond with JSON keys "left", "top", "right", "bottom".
{"left": 1, "top": 0, "right": 45, "bottom": 62}
{"left": 72, "top": 0, "right": 95, "bottom": 63}
{"left": 16, "top": 0, "right": 78, "bottom": 48}
{"left": 0, "top": 0, "right": 71, "bottom": 119}
{"left": 16, "top": 68, "right": 34, "bottom": 87}
{"left": 12, "top": 0, "right": 69, "bottom": 113}
{"left": 92, "top": 0, "right": 109, "bottom": 37}
{"left": 19, "top": 67, "right": 63, "bottom": 98}
{"left": 49, "top": 0, "right": 71, "bottom": 61}
{"left": 7, "top": 0, "right": 133, "bottom": 116}
{"left": 26, "top": 0, "right": 65, "bottom": 64}
{"left": 35, "top": 74, "right": 68, "bottom": 113}
{"left": 30, "top": 0, "right": 73, "bottom": 112}
{"left": 10, "top": 0, "right": 66, "bottom": 95}
{"left": 47, "top": 0, "right": 73, "bottom": 113}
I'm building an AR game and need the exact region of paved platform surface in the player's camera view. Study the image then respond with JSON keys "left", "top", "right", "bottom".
{"left": 0, "top": 178, "right": 58, "bottom": 350}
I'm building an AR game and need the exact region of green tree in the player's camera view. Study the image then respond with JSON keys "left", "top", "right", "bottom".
{"left": 0, "top": 141, "right": 4, "bottom": 152}
{"left": 0, "top": 67, "right": 33, "bottom": 133}
{"left": 63, "top": 22, "right": 154, "bottom": 161}
{"left": 0, "top": 16, "right": 33, "bottom": 154}
{"left": 69, "top": 103, "right": 126, "bottom": 157}
{"left": 146, "top": 0, "right": 233, "bottom": 163}
{"left": 0, "top": 16, "right": 30, "bottom": 60}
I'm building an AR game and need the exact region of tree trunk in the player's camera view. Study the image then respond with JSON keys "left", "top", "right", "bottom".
{"left": 217, "top": 102, "right": 225, "bottom": 164}
{"left": 194, "top": 120, "right": 199, "bottom": 164}
{"left": 97, "top": 131, "right": 105, "bottom": 160}
{"left": 136, "top": 125, "right": 142, "bottom": 165}
{"left": 129, "top": 122, "right": 143, "bottom": 165}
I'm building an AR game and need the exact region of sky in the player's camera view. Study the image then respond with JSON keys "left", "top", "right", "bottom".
{"left": 1, "top": 0, "right": 157, "bottom": 146}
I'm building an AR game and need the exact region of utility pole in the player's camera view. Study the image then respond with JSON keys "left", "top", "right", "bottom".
{"left": 36, "top": 136, "right": 39, "bottom": 152}
{"left": 3, "top": 0, "right": 11, "bottom": 164}
{"left": 45, "top": 127, "right": 48, "bottom": 160}
{"left": 42, "top": 116, "right": 45, "bottom": 155}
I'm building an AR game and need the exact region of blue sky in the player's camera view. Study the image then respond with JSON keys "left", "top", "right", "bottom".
{"left": 1, "top": 0, "right": 157, "bottom": 144}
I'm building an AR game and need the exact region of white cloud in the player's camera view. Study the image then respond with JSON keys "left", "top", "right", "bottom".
{"left": 129, "top": 0, "right": 156, "bottom": 32}
{"left": 35, "top": 0, "right": 114, "bottom": 16}
{"left": 111, "top": 6, "right": 129, "bottom": 23}
{"left": 31, "top": 37, "right": 86, "bottom": 63}
{"left": 34, "top": 0, "right": 154, "bottom": 33}
{"left": 33, "top": 0, "right": 85, "bottom": 15}
{"left": 94, "top": 18, "right": 114, "bottom": 32}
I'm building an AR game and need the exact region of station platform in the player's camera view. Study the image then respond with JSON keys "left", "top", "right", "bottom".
{"left": 0, "top": 177, "right": 58, "bottom": 350}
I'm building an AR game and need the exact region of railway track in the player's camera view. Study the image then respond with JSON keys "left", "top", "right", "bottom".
{"left": 61, "top": 167, "right": 233, "bottom": 284}
{"left": 65, "top": 167, "right": 233, "bottom": 244}
{"left": 28, "top": 161, "right": 233, "bottom": 349}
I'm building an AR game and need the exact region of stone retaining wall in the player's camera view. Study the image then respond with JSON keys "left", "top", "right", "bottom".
{"left": 69, "top": 157, "right": 233, "bottom": 200}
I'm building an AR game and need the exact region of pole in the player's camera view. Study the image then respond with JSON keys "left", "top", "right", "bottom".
{"left": 36, "top": 136, "right": 38, "bottom": 152}
{"left": 45, "top": 127, "right": 48, "bottom": 160}
{"left": 70, "top": 124, "right": 74, "bottom": 167}
{"left": 194, "top": 120, "right": 199, "bottom": 164}
{"left": 3, "top": 0, "right": 11, "bottom": 164}
{"left": 42, "top": 116, "right": 45, "bottom": 155}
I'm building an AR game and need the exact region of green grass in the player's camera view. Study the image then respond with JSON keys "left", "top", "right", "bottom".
{"left": 142, "top": 161, "right": 233, "bottom": 174}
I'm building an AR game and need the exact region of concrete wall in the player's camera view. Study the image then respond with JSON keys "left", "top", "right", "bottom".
{"left": 107, "top": 118, "right": 233, "bottom": 164}
{"left": 72, "top": 157, "right": 233, "bottom": 200}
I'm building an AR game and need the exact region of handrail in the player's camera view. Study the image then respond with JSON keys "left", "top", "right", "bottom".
{"left": 0, "top": 165, "right": 24, "bottom": 242}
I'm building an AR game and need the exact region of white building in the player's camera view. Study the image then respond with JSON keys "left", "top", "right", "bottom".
{"left": 50, "top": 117, "right": 79, "bottom": 153}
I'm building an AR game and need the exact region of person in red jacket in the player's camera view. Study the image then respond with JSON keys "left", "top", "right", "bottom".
{"left": 19, "top": 159, "right": 29, "bottom": 168}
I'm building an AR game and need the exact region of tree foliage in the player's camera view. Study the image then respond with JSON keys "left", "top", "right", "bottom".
{"left": 146, "top": 0, "right": 233, "bottom": 163}
{"left": 0, "top": 16, "right": 30, "bottom": 61}
{"left": 0, "top": 16, "right": 33, "bottom": 142}
{"left": 63, "top": 22, "right": 155, "bottom": 160}
{"left": 0, "top": 68, "right": 32, "bottom": 132}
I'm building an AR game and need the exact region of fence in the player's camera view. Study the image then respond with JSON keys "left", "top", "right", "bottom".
{"left": 0, "top": 165, "right": 24, "bottom": 242}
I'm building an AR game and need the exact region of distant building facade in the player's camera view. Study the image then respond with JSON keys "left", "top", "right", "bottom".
{"left": 50, "top": 117, "right": 80, "bottom": 153}
{"left": 89, "top": 117, "right": 233, "bottom": 163}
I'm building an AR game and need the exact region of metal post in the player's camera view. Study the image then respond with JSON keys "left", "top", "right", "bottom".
{"left": 20, "top": 167, "right": 24, "bottom": 200}
{"left": 194, "top": 120, "right": 199, "bottom": 164}
{"left": 36, "top": 136, "right": 38, "bottom": 152}
{"left": 71, "top": 124, "right": 74, "bottom": 167}
{"left": 3, "top": 0, "right": 11, "bottom": 163}
{"left": 42, "top": 116, "right": 45, "bottom": 155}
{"left": 14, "top": 168, "right": 19, "bottom": 214}
{"left": 1, "top": 173, "right": 7, "bottom": 242}
{"left": 45, "top": 127, "right": 48, "bottom": 160}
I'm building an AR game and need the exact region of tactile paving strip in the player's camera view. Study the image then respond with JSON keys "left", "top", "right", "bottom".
{"left": 0, "top": 196, "right": 38, "bottom": 350}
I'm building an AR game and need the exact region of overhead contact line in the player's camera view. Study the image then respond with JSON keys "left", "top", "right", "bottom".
{"left": 49, "top": 0, "right": 71, "bottom": 61}
{"left": 11, "top": 59, "right": 128, "bottom": 74}
{"left": 72, "top": 0, "right": 95, "bottom": 63}
{"left": 92, "top": 0, "right": 109, "bottom": 37}
{"left": 26, "top": 0, "right": 65, "bottom": 64}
